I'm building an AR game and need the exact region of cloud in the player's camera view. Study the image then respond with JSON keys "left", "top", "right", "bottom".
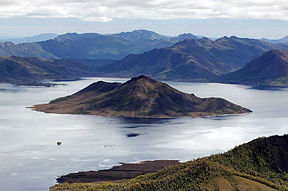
{"left": 0, "top": 0, "right": 287, "bottom": 21}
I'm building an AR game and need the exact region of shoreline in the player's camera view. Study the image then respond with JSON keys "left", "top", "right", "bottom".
{"left": 56, "top": 160, "right": 180, "bottom": 184}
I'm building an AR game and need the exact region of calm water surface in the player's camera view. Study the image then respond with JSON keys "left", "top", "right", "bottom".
{"left": 0, "top": 78, "right": 288, "bottom": 191}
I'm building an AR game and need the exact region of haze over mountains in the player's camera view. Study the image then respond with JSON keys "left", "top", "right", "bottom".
{"left": 262, "top": 36, "right": 288, "bottom": 45}
{"left": 0, "top": 29, "right": 286, "bottom": 62}
{"left": 0, "top": 30, "right": 197, "bottom": 60}
{"left": 0, "top": 33, "right": 58, "bottom": 44}
{"left": 97, "top": 36, "right": 285, "bottom": 81}
{"left": 0, "top": 29, "right": 288, "bottom": 88}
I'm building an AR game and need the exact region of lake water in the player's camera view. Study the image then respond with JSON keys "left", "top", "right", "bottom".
{"left": 0, "top": 78, "right": 288, "bottom": 191}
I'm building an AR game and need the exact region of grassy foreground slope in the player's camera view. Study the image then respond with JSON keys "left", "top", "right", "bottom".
{"left": 51, "top": 135, "right": 288, "bottom": 191}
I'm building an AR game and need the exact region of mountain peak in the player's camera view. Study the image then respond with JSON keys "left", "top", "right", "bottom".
{"left": 121, "top": 75, "right": 159, "bottom": 94}
{"left": 219, "top": 49, "right": 288, "bottom": 88}
{"left": 172, "top": 37, "right": 213, "bottom": 50}
{"left": 129, "top": 75, "right": 155, "bottom": 82}
{"left": 172, "top": 33, "right": 197, "bottom": 42}
{"left": 255, "top": 49, "right": 288, "bottom": 64}
{"left": 115, "top": 30, "right": 164, "bottom": 41}
{"left": 130, "top": 29, "right": 158, "bottom": 34}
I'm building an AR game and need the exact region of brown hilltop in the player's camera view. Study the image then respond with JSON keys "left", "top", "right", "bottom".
{"left": 33, "top": 75, "right": 251, "bottom": 118}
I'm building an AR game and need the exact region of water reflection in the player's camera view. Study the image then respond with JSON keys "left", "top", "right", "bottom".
{"left": 126, "top": 133, "right": 142, "bottom": 138}
{"left": 0, "top": 78, "right": 287, "bottom": 191}
{"left": 119, "top": 117, "right": 173, "bottom": 124}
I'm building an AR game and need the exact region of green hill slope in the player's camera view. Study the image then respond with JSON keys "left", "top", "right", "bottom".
{"left": 51, "top": 135, "right": 288, "bottom": 191}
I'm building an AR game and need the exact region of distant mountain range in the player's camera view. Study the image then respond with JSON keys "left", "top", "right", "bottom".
{"left": 96, "top": 36, "right": 285, "bottom": 81}
{"left": 0, "top": 33, "right": 58, "bottom": 44}
{"left": 0, "top": 30, "right": 197, "bottom": 60}
{"left": 218, "top": 50, "right": 288, "bottom": 88}
{"left": 2, "top": 48, "right": 287, "bottom": 88}
{"left": 0, "top": 30, "right": 288, "bottom": 88}
{"left": 33, "top": 75, "right": 251, "bottom": 118}
{"left": 0, "top": 56, "right": 113, "bottom": 86}
{"left": 261, "top": 36, "right": 288, "bottom": 44}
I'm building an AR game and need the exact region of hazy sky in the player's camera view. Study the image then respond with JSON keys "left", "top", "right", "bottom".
{"left": 0, "top": 0, "right": 287, "bottom": 39}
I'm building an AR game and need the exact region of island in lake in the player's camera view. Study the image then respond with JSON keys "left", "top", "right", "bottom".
{"left": 33, "top": 75, "right": 251, "bottom": 118}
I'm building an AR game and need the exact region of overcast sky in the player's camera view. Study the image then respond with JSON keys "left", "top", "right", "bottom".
{"left": 0, "top": 0, "right": 287, "bottom": 39}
